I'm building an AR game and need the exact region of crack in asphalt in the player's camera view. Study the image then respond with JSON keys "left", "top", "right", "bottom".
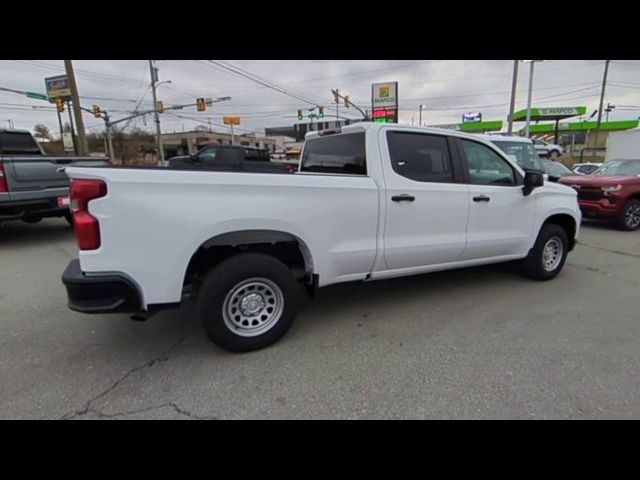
{"left": 59, "top": 337, "right": 204, "bottom": 420}
{"left": 86, "top": 402, "right": 217, "bottom": 420}
{"left": 567, "top": 262, "right": 640, "bottom": 286}
{"left": 578, "top": 242, "right": 640, "bottom": 259}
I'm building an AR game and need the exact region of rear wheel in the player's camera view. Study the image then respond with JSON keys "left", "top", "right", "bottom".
{"left": 198, "top": 253, "right": 303, "bottom": 352}
{"left": 521, "top": 224, "right": 569, "bottom": 280}
{"left": 22, "top": 215, "right": 42, "bottom": 224}
{"left": 549, "top": 150, "right": 560, "bottom": 158}
{"left": 618, "top": 200, "right": 640, "bottom": 231}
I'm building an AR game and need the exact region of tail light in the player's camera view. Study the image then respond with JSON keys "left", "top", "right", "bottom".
{"left": 70, "top": 179, "right": 107, "bottom": 250}
{"left": 0, "top": 162, "right": 7, "bottom": 193}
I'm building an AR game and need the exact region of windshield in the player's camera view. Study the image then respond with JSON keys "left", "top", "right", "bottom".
{"left": 491, "top": 141, "right": 543, "bottom": 171}
{"left": 593, "top": 159, "right": 640, "bottom": 176}
{"left": 542, "top": 160, "right": 572, "bottom": 177}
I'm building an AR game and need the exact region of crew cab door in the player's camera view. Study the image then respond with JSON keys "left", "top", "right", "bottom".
{"left": 380, "top": 129, "right": 469, "bottom": 270}
{"left": 455, "top": 138, "right": 536, "bottom": 260}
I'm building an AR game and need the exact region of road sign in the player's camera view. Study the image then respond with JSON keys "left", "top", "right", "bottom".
{"left": 26, "top": 92, "right": 48, "bottom": 100}
{"left": 45, "top": 75, "right": 72, "bottom": 103}
{"left": 223, "top": 116, "right": 241, "bottom": 125}
{"left": 372, "top": 82, "right": 398, "bottom": 123}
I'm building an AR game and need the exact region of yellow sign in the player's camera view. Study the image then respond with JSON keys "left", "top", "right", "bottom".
{"left": 223, "top": 116, "right": 241, "bottom": 125}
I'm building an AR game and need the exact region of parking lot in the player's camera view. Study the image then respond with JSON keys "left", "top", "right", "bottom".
{"left": 1, "top": 218, "right": 639, "bottom": 419}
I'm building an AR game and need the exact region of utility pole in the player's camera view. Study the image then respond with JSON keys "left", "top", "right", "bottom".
{"left": 594, "top": 60, "right": 610, "bottom": 149}
{"left": 419, "top": 105, "right": 426, "bottom": 126}
{"left": 63, "top": 60, "right": 88, "bottom": 155}
{"left": 524, "top": 60, "right": 542, "bottom": 138}
{"left": 149, "top": 60, "right": 165, "bottom": 166}
{"left": 507, "top": 60, "right": 519, "bottom": 134}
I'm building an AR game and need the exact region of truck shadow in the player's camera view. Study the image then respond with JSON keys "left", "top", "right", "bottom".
{"left": 0, "top": 218, "right": 74, "bottom": 247}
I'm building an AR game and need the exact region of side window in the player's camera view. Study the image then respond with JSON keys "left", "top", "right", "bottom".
{"left": 460, "top": 139, "right": 517, "bottom": 186}
{"left": 386, "top": 131, "right": 454, "bottom": 183}
{"left": 196, "top": 147, "right": 218, "bottom": 163}
{"left": 300, "top": 132, "right": 366, "bottom": 175}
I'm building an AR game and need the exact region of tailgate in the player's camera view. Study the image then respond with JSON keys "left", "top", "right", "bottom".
{"left": 4, "top": 156, "right": 108, "bottom": 192}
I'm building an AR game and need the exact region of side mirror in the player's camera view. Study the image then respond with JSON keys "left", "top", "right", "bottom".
{"left": 523, "top": 170, "right": 544, "bottom": 196}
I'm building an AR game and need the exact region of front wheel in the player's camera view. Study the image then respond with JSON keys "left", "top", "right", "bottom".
{"left": 549, "top": 150, "right": 560, "bottom": 158}
{"left": 198, "top": 253, "right": 303, "bottom": 352}
{"left": 521, "top": 224, "right": 569, "bottom": 280}
{"left": 617, "top": 200, "right": 640, "bottom": 231}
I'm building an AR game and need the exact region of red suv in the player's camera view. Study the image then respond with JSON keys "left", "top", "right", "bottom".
{"left": 559, "top": 159, "right": 640, "bottom": 230}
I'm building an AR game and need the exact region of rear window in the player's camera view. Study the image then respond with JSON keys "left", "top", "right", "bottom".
{"left": 0, "top": 132, "right": 42, "bottom": 155}
{"left": 300, "top": 132, "right": 366, "bottom": 175}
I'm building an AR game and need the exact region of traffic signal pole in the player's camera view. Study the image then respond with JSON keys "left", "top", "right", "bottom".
{"left": 149, "top": 60, "right": 165, "bottom": 166}
{"left": 64, "top": 60, "right": 89, "bottom": 155}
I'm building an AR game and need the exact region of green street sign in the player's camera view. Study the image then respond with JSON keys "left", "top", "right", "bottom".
{"left": 26, "top": 92, "right": 48, "bottom": 101}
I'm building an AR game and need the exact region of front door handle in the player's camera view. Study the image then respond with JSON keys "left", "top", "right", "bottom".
{"left": 473, "top": 195, "right": 491, "bottom": 202}
{"left": 392, "top": 194, "right": 415, "bottom": 202}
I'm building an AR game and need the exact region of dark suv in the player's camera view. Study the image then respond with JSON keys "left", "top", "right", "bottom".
{"left": 168, "top": 145, "right": 294, "bottom": 173}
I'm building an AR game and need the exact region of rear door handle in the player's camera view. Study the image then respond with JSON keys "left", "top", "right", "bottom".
{"left": 473, "top": 195, "right": 491, "bottom": 202}
{"left": 392, "top": 194, "right": 415, "bottom": 202}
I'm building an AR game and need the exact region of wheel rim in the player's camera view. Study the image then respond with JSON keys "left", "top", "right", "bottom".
{"left": 625, "top": 204, "right": 640, "bottom": 229}
{"left": 222, "top": 278, "right": 284, "bottom": 337}
{"left": 542, "top": 236, "right": 563, "bottom": 272}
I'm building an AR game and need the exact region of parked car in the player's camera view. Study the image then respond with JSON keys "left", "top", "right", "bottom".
{"left": 0, "top": 128, "right": 109, "bottom": 229}
{"left": 559, "top": 158, "right": 640, "bottom": 230}
{"left": 62, "top": 123, "right": 580, "bottom": 352}
{"left": 571, "top": 162, "right": 602, "bottom": 175}
{"left": 168, "top": 145, "right": 295, "bottom": 173}
{"left": 532, "top": 138, "right": 564, "bottom": 158}
{"left": 541, "top": 159, "right": 573, "bottom": 178}
{"left": 476, "top": 134, "right": 544, "bottom": 171}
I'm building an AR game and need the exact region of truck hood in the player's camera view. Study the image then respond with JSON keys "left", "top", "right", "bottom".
{"left": 542, "top": 180, "right": 577, "bottom": 196}
{"left": 559, "top": 174, "right": 640, "bottom": 187}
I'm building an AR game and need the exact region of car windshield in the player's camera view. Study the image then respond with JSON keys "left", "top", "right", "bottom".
{"left": 542, "top": 160, "right": 572, "bottom": 177}
{"left": 593, "top": 159, "right": 640, "bottom": 176}
{"left": 491, "top": 141, "right": 543, "bottom": 171}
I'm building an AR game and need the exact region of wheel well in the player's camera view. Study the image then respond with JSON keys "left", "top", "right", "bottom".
{"left": 183, "top": 230, "right": 313, "bottom": 288}
{"left": 543, "top": 214, "right": 577, "bottom": 250}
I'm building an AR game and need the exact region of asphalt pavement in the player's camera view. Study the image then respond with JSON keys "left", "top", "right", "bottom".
{"left": 1, "top": 218, "right": 639, "bottom": 419}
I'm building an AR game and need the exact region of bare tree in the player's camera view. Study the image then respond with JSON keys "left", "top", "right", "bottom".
{"left": 33, "top": 124, "right": 52, "bottom": 140}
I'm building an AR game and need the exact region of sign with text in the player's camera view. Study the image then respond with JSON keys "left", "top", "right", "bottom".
{"left": 462, "top": 112, "right": 482, "bottom": 123}
{"left": 223, "top": 116, "right": 241, "bottom": 125}
{"left": 45, "top": 75, "right": 71, "bottom": 103}
{"left": 372, "top": 82, "right": 398, "bottom": 123}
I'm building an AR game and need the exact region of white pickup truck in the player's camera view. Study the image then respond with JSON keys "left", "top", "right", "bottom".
{"left": 62, "top": 123, "right": 581, "bottom": 352}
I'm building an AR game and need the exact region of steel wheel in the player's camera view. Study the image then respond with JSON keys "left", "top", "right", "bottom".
{"left": 222, "top": 277, "right": 284, "bottom": 337}
{"left": 542, "top": 236, "right": 563, "bottom": 272}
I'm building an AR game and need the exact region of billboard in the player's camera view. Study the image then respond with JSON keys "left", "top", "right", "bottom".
{"left": 462, "top": 112, "right": 482, "bottom": 123}
{"left": 45, "top": 75, "right": 72, "bottom": 103}
{"left": 372, "top": 82, "right": 398, "bottom": 123}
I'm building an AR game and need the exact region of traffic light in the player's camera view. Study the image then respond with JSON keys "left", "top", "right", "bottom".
{"left": 344, "top": 96, "right": 351, "bottom": 108}
{"left": 156, "top": 101, "right": 164, "bottom": 114}
{"left": 196, "top": 98, "right": 206, "bottom": 112}
{"left": 92, "top": 105, "right": 101, "bottom": 118}
{"left": 55, "top": 98, "right": 65, "bottom": 113}
{"left": 319, "top": 106, "right": 324, "bottom": 118}
{"left": 333, "top": 89, "right": 340, "bottom": 104}
{"left": 297, "top": 109, "right": 303, "bottom": 120}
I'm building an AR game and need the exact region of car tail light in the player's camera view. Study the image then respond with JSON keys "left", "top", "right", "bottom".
{"left": 70, "top": 179, "right": 107, "bottom": 250}
{"left": 0, "top": 162, "right": 8, "bottom": 193}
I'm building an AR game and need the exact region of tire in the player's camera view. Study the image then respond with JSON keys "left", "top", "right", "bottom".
{"left": 617, "top": 199, "right": 640, "bottom": 231}
{"left": 521, "top": 224, "right": 569, "bottom": 280}
{"left": 549, "top": 150, "right": 560, "bottom": 158}
{"left": 198, "top": 253, "right": 303, "bottom": 352}
{"left": 64, "top": 212, "right": 74, "bottom": 227}
{"left": 22, "top": 216, "right": 42, "bottom": 224}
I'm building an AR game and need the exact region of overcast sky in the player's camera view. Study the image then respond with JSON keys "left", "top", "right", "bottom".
{"left": 1, "top": 60, "right": 639, "bottom": 138}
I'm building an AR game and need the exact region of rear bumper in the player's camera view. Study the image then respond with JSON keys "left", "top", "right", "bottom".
{"left": 0, "top": 197, "right": 69, "bottom": 221}
{"left": 61, "top": 259, "right": 142, "bottom": 314}
{"left": 578, "top": 198, "right": 622, "bottom": 219}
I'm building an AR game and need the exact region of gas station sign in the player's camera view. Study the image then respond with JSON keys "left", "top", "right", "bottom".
{"left": 372, "top": 82, "right": 398, "bottom": 123}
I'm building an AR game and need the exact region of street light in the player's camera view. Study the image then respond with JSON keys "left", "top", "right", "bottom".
{"left": 523, "top": 60, "right": 544, "bottom": 138}
{"left": 419, "top": 105, "right": 426, "bottom": 126}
